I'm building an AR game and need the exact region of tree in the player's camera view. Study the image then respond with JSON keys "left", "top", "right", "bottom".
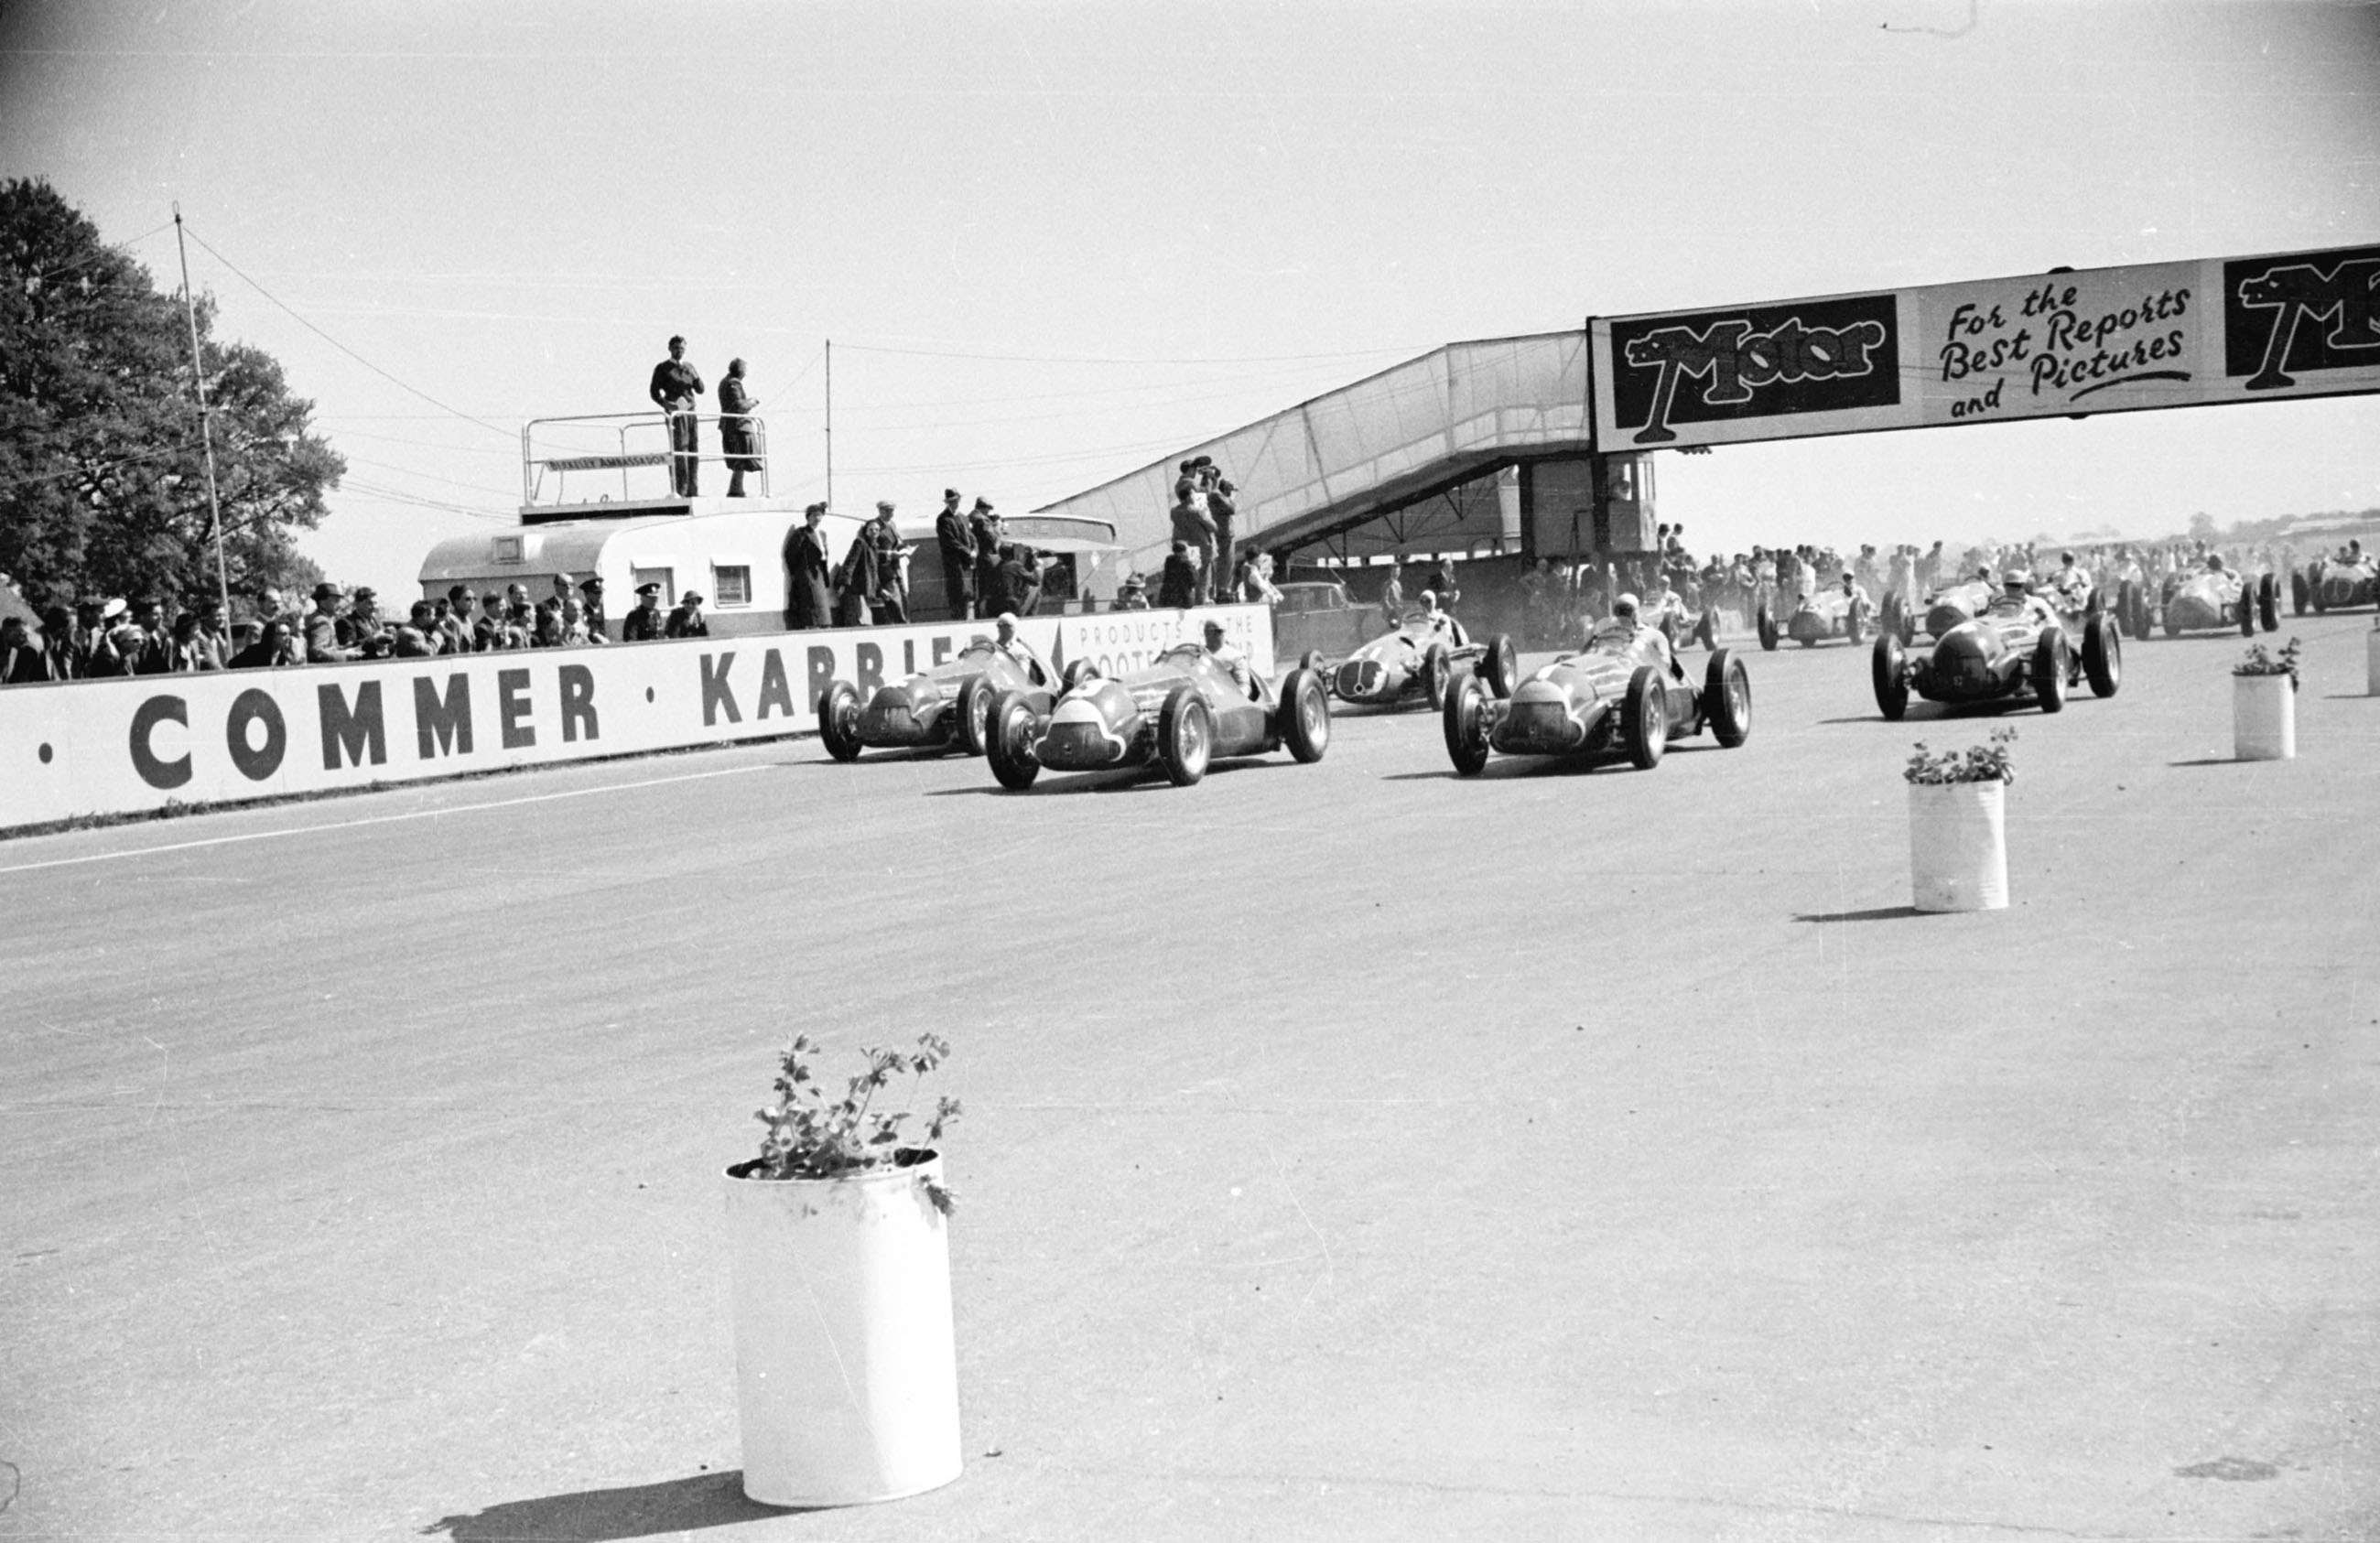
{"left": 0, "top": 178, "right": 343, "bottom": 614}
{"left": 2187, "top": 512, "right": 2221, "bottom": 543}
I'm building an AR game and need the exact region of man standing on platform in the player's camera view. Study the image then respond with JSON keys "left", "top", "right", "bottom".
{"left": 1206, "top": 472, "right": 1238, "bottom": 605}
{"left": 718, "top": 358, "right": 760, "bottom": 497}
{"left": 648, "top": 335, "right": 705, "bottom": 497}
{"left": 784, "top": 503, "right": 835, "bottom": 628}
{"left": 968, "top": 497, "right": 1003, "bottom": 615}
{"left": 936, "top": 488, "right": 978, "bottom": 620}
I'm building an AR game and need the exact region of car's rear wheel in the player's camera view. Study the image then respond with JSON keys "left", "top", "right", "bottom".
{"left": 2311, "top": 563, "right": 2330, "bottom": 613}
{"left": 1846, "top": 605, "right": 1865, "bottom": 646}
{"left": 2258, "top": 573, "right": 2279, "bottom": 632}
{"left": 1694, "top": 608, "right": 1716, "bottom": 650}
{"left": 1157, "top": 684, "right": 1212, "bottom": 785}
{"left": 1061, "top": 659, "right": 1100, "bottom": 691}
{"left": 1443, "top": 674, "right": 1490, "bottom": 775}
{"left": 985, "top": 690, "right": 1041, "bottom": 791}
{"left": 1704, "top": 648, "right": 1751, "bottom": 747}
{"left": 2292, "top": 569, "right": 2310, "bottom": 615}
{"left": 1481, "top": 633, "right": 1519, "bottom": 699}
{"left": 956, "top": 675, "right": 993, "bottom": 756}
{"left": 2082, "top": 615, "right": 2121, "bottom": 697}
{"left": 1621, "top": 664, "right": 1668, "bottom": 770}
{"left": 1279, "top": 668, "right": 1329, "bottom": 762}
{"left": 1872, "top": 633, "right": 1909, "bottom": 720}
{"left": 1756, "top": 607, "right": 1779, "bottom": 651}
{"left": 1423, "top": 644, "right": 1451, "bottom": 710}
{"left": 818, "top": 681, "right": 863, "bottom": 761}
{"left": 2116, "top": 578, "right": 2141, "bottom": 638}
{"left": 2031, "top": 630, "right": 2066, "bottom": 713}
{"left": 2238, "top": 586, "right": 2257, "bottom": 637}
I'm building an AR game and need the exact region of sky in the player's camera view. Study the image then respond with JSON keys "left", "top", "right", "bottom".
{"left": 3, "top": 0, "right": 2377, "bottom": 596}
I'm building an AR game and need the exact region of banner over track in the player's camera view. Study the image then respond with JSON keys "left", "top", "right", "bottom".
{"left": 1593, "top": 241, "right": 2380, "bottom": 449}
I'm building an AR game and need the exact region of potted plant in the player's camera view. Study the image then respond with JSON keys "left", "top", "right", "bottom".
{"left": 2367, "top": 613, "right": 2379, "bottom": 697}
{"left": 725, "top": 1032, "right": 963, "bottom": 1508}
{"left": 2233, "top": 637, "right": 2300, "bottom": 761}
{"left": 1904, "top": 727, "right": 2015, "bottom": 912}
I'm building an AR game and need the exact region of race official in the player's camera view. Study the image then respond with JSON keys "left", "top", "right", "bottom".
{"left": 622, "top": 581, "right": 665, "bottom": 641}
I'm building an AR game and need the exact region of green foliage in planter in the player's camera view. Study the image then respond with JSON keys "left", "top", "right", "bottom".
{"left": 752, "top": 1032, "right": 962, "bottom": 1212}
{"left": 2234, "top": 636, "right": 2301, "bottom": 691}
{"left": 1905, "top": 726, "right": 2018, "bottom": 786}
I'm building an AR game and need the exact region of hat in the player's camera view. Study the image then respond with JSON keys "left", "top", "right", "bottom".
{"left": 681, "top": 591, "right": 703, "bottom": 605}
{"left": 313, "top": 581, "right": 341, "bottom": 600}
{"left": 634, "top": 582, "right": 661, "bottom": 597}
{"left": 875, "top": 500, "right": 894, "bottom": 514}
{"left": 101, "top": 597, "right": 127, "bottom": 620}
{"left": 579, "top": 575, "right": 603, "bottom": 590}
{"left": 1121, "top": 573, "right": 1146, "bottom": 590}
{"left": 944, "top": 488, "right": 961, "bottom": 501}
{"left": 353, "top": 587, "right": 376, "bottom": 601}
{"left": 481, "top": 590, "right": 503, "bottom": 605}
{"left": 972, "top": 496, "right": 994, "bottom": 512}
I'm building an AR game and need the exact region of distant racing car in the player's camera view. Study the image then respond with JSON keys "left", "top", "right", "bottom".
{"left": 985, "top": 644, "right": 1329, "bottom": 789}
{"left": 1871, "top": 583, "right": 2121, "bottom": 718}
{"left": 1778, "top": 585, "right": 1874, "bottom": 648}
{"left": 1305, "top": 611, "right": 1518, "bottom": 709}
{"left": 1880, "top": 577, "right": 1996, "bottom": 647}
{"left": 1443, "top": 628, "right": 1751, "bottom": 774}
{"left": 2294, "top": 552, "right": 2378, "bottom": 615}
{"left": 2154, "top": 566, "right": 2276, "bottom": 637}
{"left": 817, "top": 637, "right": 1076, "bottom": 761}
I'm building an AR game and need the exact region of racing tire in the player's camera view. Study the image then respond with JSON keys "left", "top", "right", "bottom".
{"left": 1704, "top": 647, "right": 1751, "bottom": 748}
{"left": 985, "top": 690, "right": 1042, "bottom": 791}
{"left": 1846, "top": 606, "right": 1866, "bottom": 647}
{"left": 1621, "top": 664, "right": 1668, "bottom": 770}
{"left": 1880, "top": 591, "right": 1902, "bottom": 641}
{"left": 2291, "top": 569, "right": 2310, "bottom": 615}
{"left": 2117, "top": 579, "right": 2141, "bottom": 639}
{"left": 1481, "top": 633, "right": 1520, "bottom": 699}
{"left": 1156, "top": 684, "right": 1213, "bottom": 786}
{"left": 2311, "top": 562, "right": 2330, "bottom": 613}
{"left": 1443, "top": 674, "right": 1491, "bottom": 775}
{"left": 2082, "top": 615, "right": 2122, "bottom": 698}
{"left": 818, "top": 681, "right": 864, "bottom": 762}
{"left": 2258, "top": 573, "right": 2278, "bottom": 632}
{"left": 2031, "top": 630, "right": 2066, "bottom": 714}
{"left": 1423, "top": 644, "right": 1451, "bottom": 710}
{"left": 1756, "top": 608, "right": 1779, "bottom": 652}
{"left": 1300, "top": 649, "right": 1326, "bottom": 674}
{"left": 955, "top": 675, "right": 994, "bottom": 757}
{"left": 1871, "top": 633, "right": 1909, "bottom": 721}
{"left": 1061, "top": 659, "right": 1100, "bottom": 691}
{"left": 1278, "top": 668, "right": 1330, "bottom": 763}
{"left": 2239, "top": 587, "right": 2257, "bottom": 637}
{"left": 1693, "top": 608, "right": 1716, "bottom": 651}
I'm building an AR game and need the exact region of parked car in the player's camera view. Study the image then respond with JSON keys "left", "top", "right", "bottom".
{"left": 1871, "top": 584, "right": 2121, "bottom": 718}
{"left": 817, "top": 638, "right": 1073, "bottom": 761}
{"left": 1272, "top": 579, "right": 1379, "bottom": 664}
{"left": 985, "top": 644, "right": 1329, "bottom": 789}
{"left": 1443, "top": 628, "right": 1750, "bottom": 774}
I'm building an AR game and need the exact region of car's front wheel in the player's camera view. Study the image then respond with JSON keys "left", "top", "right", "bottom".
{"left": 818, "top": 681, "right": 864, "bottom": 761}
{"left": 1872, "top": 633, "right": 1909, "bottom": 721}
{"left": 1481, "top": 633, "right": 1520, "bottom": 698}
{"left": 985, "top": 690, "right": 1042, "bottom": 790}
{"left": 2082, "top": 615, "right": 2121, "bottom": 697}
{"left": 1705, "top": 647, "right": 1751, "bottom": 746}
{"left": 1622, "top": 664, "right": 1668, "bottom": 769}
{"left": 1278, "top": 668, "right": 1330, "bottom": 762}
{"left": 956, "top": 675, "right": 994, "bottom": 756}
{"left": 1443, "top": 674, "right": 1490, "bottom": 775}
{"left": 2031, "top": 630, "right": 2067, "bottom": 713}
{"left": 1157, "top": 685, "right": 1213, "bottom": 786}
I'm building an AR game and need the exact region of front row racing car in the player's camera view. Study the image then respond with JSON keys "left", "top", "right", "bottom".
{"left": 1870, "top": 586, "right": 2120, "bottom": 719}
{"left": 1305, "top": 610, "right": 1518, "bottom": 710}
{"left": 2156, "top": 565, "right": 2277, "bottom": 637}
{"left": 818, "top": 636, "right": 1077, "bottom": 761}
{"left": 1443, "top": 629, "right": 1751, "bottom": 774}
{"left": 985, "top": 644, "right": 1330, "bottom": 790}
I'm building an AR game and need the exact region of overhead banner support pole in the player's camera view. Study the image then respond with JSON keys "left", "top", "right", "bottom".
{"left": 173, "top": 205, "right": 233, "bottom": 620}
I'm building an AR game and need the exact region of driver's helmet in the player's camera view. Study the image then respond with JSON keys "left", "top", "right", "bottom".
{"left": 2001, "top": 569, "right": 2028, "bottom": 590}
{"left": 2206, "top": 553, "right": 2226, "bottom": 572}
{"left": 1611, "top": 591, "right": 1639, "bottom": 620}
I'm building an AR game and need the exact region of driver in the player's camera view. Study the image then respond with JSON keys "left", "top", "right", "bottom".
{"left": 1202, "top": 616, "right": 1257, "bottom": 697}
{"left": 2047, "top": 549, "right": 2092, "bottom": 611}
{"left": 1985, "top": 569, "right": 2057, "bottom": 625}
{"left": 986, "top": 611, "right": 1047, "bottom": 684}
{"left": 1592, "top": 592, "right": 1683, "bottom": 678}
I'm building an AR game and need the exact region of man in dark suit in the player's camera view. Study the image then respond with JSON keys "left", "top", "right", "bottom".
{"left": 784, "top": 504, "right": 836, "bottom": 628}
{"left": 968, "top": 498, "right": 1002, "bottom": 613}
{"left": 622, "top": 582, "right": 665, "bottom": 641}
{"left": 935, "top": 489, "right": 977, "bottom": 620}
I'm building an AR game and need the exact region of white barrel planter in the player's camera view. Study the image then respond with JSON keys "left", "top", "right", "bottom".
{"left": 2366, "top": 630, "right": 2380, "bottom": 696}
{"left": 725, "top": 1151, "right": 961, "bottom": 1507}
{"left": 2233, "top": 672, "right": 2296, "bottom": 761}
{"left": 1908, "top": 780, "right": 2008, "bottom": 912}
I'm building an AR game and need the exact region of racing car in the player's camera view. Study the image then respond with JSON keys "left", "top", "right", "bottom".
{"left": 2153, "top": 566, "right": 2276, "bottom": 637}
{"left": 818, "top": 637, "right": 1079, "bottom": 761}
{"left": 2293, "top": 552, "right": 2379, "bottom": 615}
{"left": 1442, "top": 629, "right": 1751, "bottom": 774}
{"left": 1774, "top": 585, "right": 1873, "bottom": 648}
{"left": 1878, "top": 577, "right": 1996, "bottom": 647}
{"left": 1870, "top": 584, "right": 2121, "bottom": 718}
{"left": 1303, "top": 610, "right": 1518, "bottom": 710}
{"left": 984, "top": 644, "right": 1329, "bottom": 789}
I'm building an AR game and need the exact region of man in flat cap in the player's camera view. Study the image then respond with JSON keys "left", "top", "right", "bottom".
{"left": 935, "top": 489, "right": 977, "bottom": 620}
{"left": 648, "top": 335, "right": 705, "bottom": 496}
{"left": 305, "top": 582, "right": 359, "bottom": 663}
{"left": 784, "top": 504, "right": 834, "bottom": 629}
{"left": 622, "top": 581, "right": 666, "bottom": 642}
{"left": 578, "top": 575, "right": 608, "bottom": 637}
{"left": 864, "top": 501, "right": 909, "bottom": 624}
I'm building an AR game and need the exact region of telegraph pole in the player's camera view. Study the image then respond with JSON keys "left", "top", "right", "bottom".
{"left": 824, "top": 339, "right": 833, "bottom": 511}
{"left": 172, "top": 205, "right": 232, "bottom": 618}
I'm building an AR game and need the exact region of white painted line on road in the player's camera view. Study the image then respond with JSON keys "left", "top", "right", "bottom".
{"left": 0, "top": 762, "right": 775, "bottom": 875}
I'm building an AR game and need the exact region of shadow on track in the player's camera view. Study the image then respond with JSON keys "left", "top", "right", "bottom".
{"left": 1792, "top": 905, "right": 1924, "bottom": 923}
{"left": 423, "top": 1470, "right": 791, "bottom": 1540}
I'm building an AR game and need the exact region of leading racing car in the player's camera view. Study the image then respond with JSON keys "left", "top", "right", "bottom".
{"left": 1443, "top": 628, "right": 1751, "bottom": 774}
{"left": 1305, "top": 610, "right": 1518, "bottom": 710}
{"left": 817, "top": 637, "right": 1076, "bottom": 761}
{"left": 1870, "top": 578, "right": 2121, "bottom": 718}
{"left": 985, "top": 644, "right": 1329, "bottom": 789}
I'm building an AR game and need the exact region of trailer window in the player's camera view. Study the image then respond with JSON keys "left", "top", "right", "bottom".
{"left": 713, "top": 565, "right": 752, "bottom": 608}
{"left": 631, "top": 567, "right": 674, "bottom": 604}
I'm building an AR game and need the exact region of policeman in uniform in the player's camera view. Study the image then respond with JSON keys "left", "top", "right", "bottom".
{"left": 968, "top": 497, "right": 1003, "bottom": 610}
{"left": 622, "top": 581, "right": 665, "bottom": 641}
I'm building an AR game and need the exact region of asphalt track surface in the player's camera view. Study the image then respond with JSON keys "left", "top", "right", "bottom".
{"left": 7, "top": 612, "right": 2378, "bottom": 1543}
